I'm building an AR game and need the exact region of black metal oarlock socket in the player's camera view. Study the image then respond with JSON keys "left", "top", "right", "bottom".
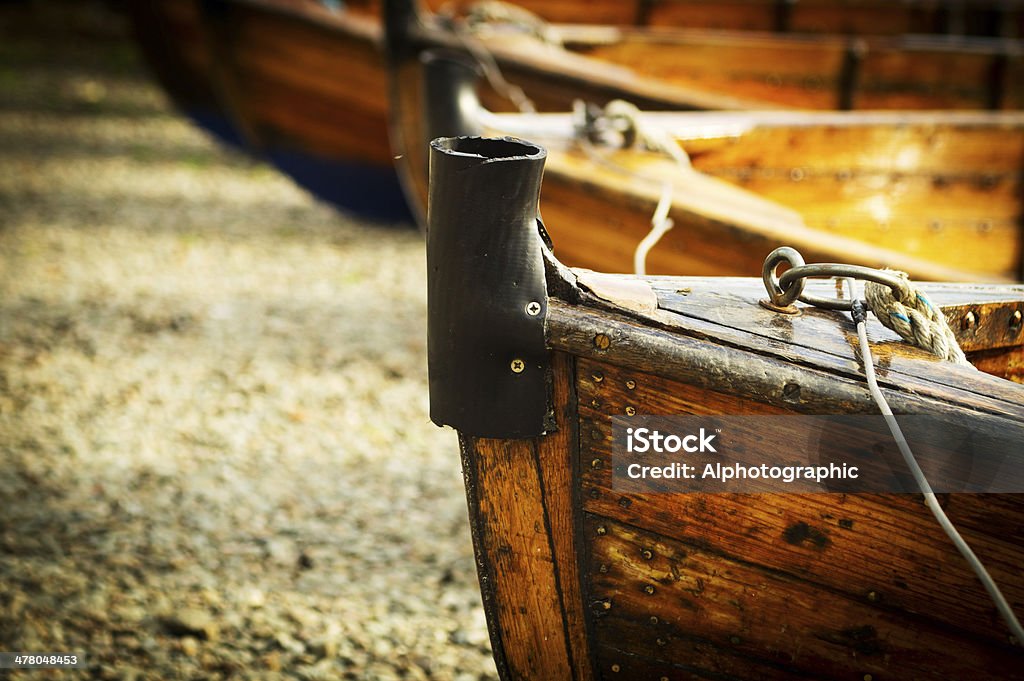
{"left": 426, "top": 136, "right": 550, "bottom": 438}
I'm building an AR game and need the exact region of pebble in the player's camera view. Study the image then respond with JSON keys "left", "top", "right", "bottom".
{"left": 0, "top": 4, "right": 496, "bottom": 679}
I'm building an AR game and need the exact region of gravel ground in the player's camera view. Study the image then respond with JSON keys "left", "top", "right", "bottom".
{"left": 0, "top": 4, "right": 496, "bottom": 679}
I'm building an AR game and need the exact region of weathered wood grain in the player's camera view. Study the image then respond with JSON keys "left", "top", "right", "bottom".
{"left": 547, "top": 298, "right": 1024, "bottom": 419}
{"left": 583, "top": 514, "right": 1024, "bottom": 679}
{"left": 202, "top": 0, "right": 392, "bottom": 164}
{"left": 571, "top": 351, "right": 1024, "bottom": 676}
{"left": 458, "top": 353, "right": 594, "bottom": 679}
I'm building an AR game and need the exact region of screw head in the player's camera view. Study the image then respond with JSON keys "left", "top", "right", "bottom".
{"left": 625, "top": 406, "right": 636, "bottom": 416}
{"left": 596, "top": 526, "right": 607, "bottom": 536}
{"left": 963, "top": 311, "right": 978, "bottom": 330}
{"left": 510, "top": 358, "right": 525, "bottom": 373}
{"left": 525, "top": 301, "right": 541, "bottom": 316}
{"left": 592, "top": 371, "right": 604, "bottom": 383}
{"left": 625, "top": 380, "right": 636, "bottom": 390}
{"left": 1011, "top": 309, "right": 1022, "bottom": 329}
{"left": 594, "top": 333, "right": 611, "bottom": 350}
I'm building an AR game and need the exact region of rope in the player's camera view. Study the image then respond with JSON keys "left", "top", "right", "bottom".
{"left": 582, "top": 99, "right": 692, "bottom": 171}
{"left": 850, "top": 294, "right": 1024, "bottom": 646}
{"left": 463, "top": 1, "right": 562, "bottom": 46}
{"left": 633, "top": 182, "right": 675, "bottom": 276}
{"left": 864, "top": 270, "right": 971, "bottom": 365}
{"left": 572, "top": 99, "right": 693, "bottom": 275}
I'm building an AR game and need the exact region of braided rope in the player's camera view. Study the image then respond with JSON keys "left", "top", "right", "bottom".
{"left": 864, "top": 271, "right": 971, "bottom": 365}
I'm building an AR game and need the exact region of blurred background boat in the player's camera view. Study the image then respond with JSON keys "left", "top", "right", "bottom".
{"left": 126, "top": 0, "right": 1024, "bottom": 224}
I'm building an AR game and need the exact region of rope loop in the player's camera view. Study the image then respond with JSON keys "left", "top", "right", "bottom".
{"left": 865, "top": 273, "right": 970, "bottom": 365}
{"left": 574, "top": 99, "right": 692, "bottom": 170}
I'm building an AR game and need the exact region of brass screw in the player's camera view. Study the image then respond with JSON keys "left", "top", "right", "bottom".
{"left": 625, "top": 406, "right": 636, "bottom": 416}
{"left": 656, "top": 638, "right": 667, "bottom": 647}
{"left": 594, "top": 333, "right": 611, "bottom": 350}
{"left": 599, "top": 564, "right": 608, "bottom": 574}
{"left": 963, "top": 311, "right": 978, "bottom": 330}
{"left": 510, "top": 358, "right": 525, "bottom": 373}
{"left": 591, "top": 399, "right": 601, "bottom": 409}
{"left": 1011, "top": 310, "right": 1022, "bottom": 330}
{"left": 610, "top": 664, "right": 620, "bottom": 673}
{"left": 591, "top": 458, "right": 603, "bottom": 469}
{"left": 596, "top": 526, "right": 607, "bottom": 536}
{"left": 625, "top": 379, "right": 636, "bottom": 390}
{"left": 525, "top": 301, "right": 541, "bottom": 316}
{"left": 867, "top": 591, "right": 879, "bottom": 602}
{"left": 644, "top": 585, "right": 655, "bottom": 595}
{"left": 641, "top": 549, "right": 653, "bottom": 560}
{"left": 649, "top": 616, "right": 659, "bottom": 625}
{"left": 592, "top": 371, "right": 604, "bottom": 383}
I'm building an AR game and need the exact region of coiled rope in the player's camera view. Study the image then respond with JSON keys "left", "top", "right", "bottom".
{"left": 864, "top": 270, "right": 971, "bottom": 365}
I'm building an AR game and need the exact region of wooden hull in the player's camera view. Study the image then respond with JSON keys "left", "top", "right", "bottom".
{"left": 126, "top": 0, "right": 246, "bottom": 149}
{"left": 534, "top": 112, "right": 1024, "bottom": 282}
{"left": 128, "top": 0, "right": 412, "bottom": 221}
{"left": 388, "top": 5, "right": 1024, "bottom": 113}
{"left": 134, "top": 0, "right": 1024, "bottom": 222}
{"left": 427, "top": 135, "right": 1024, "bottom": 679}
{"left": 361, "top": 0, "right": 1024, "bottom": 37}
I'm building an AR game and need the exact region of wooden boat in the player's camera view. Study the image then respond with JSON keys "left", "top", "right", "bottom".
{"left": 126, "top": 0, "right": 413, "bottom": 220}
{"left": 389, "top": 49, "right": 1024, "bottom": 282}
{"left": 412, "top": 0, "right": 1024, "bottom": 37}
{"left": 425, "top": 133, "right": 1024, "bottom": 679}
{"left": 384, "top": 0, "right": 1024, "bottom": 113}
{"left": 130, "top": 0, "right": 1022, "bottom": 220}
{"left": 126, "top": 0, "right": 246, "bottom": 149}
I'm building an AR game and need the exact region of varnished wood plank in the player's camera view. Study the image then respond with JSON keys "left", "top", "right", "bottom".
{"left": 532, "top": 351, "right": 595, "bottom": 680}
{"left": 584, "top": 515, "right": 1023, "bottom": 679}
{"left": 646, "top": 277, "right": 1024, "bottom": 403}
{"left": 548, "top": 299, "right": 1024, "bottom": 419}
{"left": 574, "top": 358, "right": 1024, "bottom": 647}
{"left": 460, "top": 434, "right": 574, "bottom": 679}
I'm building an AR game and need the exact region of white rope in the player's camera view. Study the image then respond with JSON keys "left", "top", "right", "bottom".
{"left": 588, "top": 99, "right": 692, "bottom": 171}
{"left": 849, "top": 286, "right": 1023, "bottom": 646}
{"left": 864, "top": 271, "right": 970, "bottom": 365}
{"left": 633, "top": 182, "right": 674, "bottom": 276}
{"left": 572, "top": 99, "right": 691, "bottom": 276}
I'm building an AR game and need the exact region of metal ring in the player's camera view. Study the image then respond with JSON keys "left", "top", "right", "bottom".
{"left": 762, "top": 246, "right": 806, "bottom": 307}
{"left": 779, "top": 263, "right": 913, "bottom": 311}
